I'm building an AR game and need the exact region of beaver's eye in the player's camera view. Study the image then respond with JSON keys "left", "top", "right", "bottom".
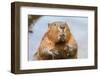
{"left": 54, "top": 24, "right": 56, "bottom": 26}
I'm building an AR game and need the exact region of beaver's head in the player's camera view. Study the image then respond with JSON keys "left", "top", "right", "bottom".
{"left": 47, "top": 21, "right": 71, "bottom": 43}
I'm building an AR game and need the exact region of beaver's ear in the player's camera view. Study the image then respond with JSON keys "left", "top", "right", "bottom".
{"left": 65, "top": 22, "right": 68, "bottom": 27}
{"left": 48, "top": 23, "right": 51, "bottom": 27}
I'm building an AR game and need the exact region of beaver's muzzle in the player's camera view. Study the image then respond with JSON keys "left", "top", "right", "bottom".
{"left": 59, "top": 34, "right": 65, "bottom": 42}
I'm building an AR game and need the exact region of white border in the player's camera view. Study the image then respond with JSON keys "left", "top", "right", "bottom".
{"left": 20, "top": 7, "right": 95, "bottom": 70}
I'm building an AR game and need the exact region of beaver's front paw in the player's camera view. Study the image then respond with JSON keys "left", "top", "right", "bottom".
{"left": 43, "top": 48, "right": 59, "bottom": 59}
{"left": 64, "top": 44, "right": 74, "bottom": 56}
{"left": 50, "top": 49, "right": 59, "bottom": 55}
{"left": 63, "top": 45, "right": 69, "bottom": 56}
{"left": 66, "top": 44, "right": 77, "bottom": 58}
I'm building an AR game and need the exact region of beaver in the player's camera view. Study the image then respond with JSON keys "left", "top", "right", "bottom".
{"left": 34, "top": 21, "right": 77, "bottom": 60}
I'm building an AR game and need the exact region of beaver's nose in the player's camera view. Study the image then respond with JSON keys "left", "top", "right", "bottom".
{"left": 60, "top": 25, "right": 65, "bottom": 29}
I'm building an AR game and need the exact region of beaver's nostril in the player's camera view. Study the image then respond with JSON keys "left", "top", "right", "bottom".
{"left": 60, "top": 25, "right": 65, "bottom": 29}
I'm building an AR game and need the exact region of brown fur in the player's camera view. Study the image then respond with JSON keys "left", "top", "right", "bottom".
{"left": 34, "top": 21, "right": 77, "bottom": 60}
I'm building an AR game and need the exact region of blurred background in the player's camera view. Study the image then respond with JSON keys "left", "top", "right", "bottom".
{"left": 28, "top": 15, "right": 88, "bottom": 61}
